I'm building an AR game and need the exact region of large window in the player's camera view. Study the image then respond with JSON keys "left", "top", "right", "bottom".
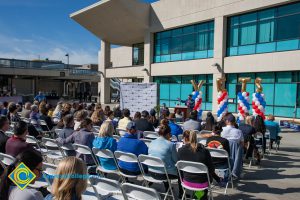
{"left": 154, "top": 74, "right": 213, "bottom": 110}
{"left": 132, "top": 43, "right": 144, "bottom": 65}
{"left": 227, "top": 2, "right": 300, "bottom": 56}
{"left": 154, "top": 21, "right": 214, "bottom": 63}
{"left": 226, "top": 71, "right": 300, "bottom": 118}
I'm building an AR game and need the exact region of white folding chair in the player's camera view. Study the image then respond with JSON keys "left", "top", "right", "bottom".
{"left": 207, "top": 148, "right": 233, "bottom": 194}
{"left": 54, "top": 128, "right": 62, "bottom": 137}
{"left": 116, "top": 128, "right": 126, "bottom": 136}
{"left": 138, "top": 154, "right": 175, "bottom": 200}
{"left": 178, "top": 134, "right": 183, "bottom": 142}
{"left": 197, "top": 137, "right": 207, "bottom": 146}
{"left": 72, "top": 143, "right": 98, "bottom": 167}
{"left": 5, "top": 131, "right": 14, "bottom": 137}
{"left": 89, "top": 176, "right": 124, "bottom": 200}
{"left": 200, "top": 130, "right": 212, "bottom": 135}
{"left": 41, "top": 138, "right": 64, "bottom": 163}
{"left": 265, "top": 130, "right": 271, "bottom": 154}
{"left": 143, "top": 131, "right": 159, "bottom": 140}
{"left": 26, "top": 135, "right": 48, "bottom": 155}
{"left": 121, "top": 183, "right": 161, "bottom": 200}
{"left": 58, "top": 143, "right": 75, "bottom": 157}
{"left": 114, "top": 151, "right": 142, "bottom": 181}
{"left": 93, "top": 126, "right": 100, "bottom": 132}
{"left": 41, "top": 162, "right": 57, "bottom": 190}
{"left": 254, "top": 132, "right": 265, "bottom": 158}
{"left": 0, "top": 153, "right": 15, "bottom": 168}
{"left": 140, "top": 138, "right": 152, "bottom": 147}
{"left": 176, "top": 160, "right": 214, "bottom": 200}
{"left": 40, "top": 120, "right": 55, "bottom": 138}
{"left": 92, "top": 148, "right": 120, "bottom": 177}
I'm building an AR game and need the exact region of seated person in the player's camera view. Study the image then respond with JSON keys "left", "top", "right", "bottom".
{"left": 20, "top": 102, "right": 31, "bottom": 118}
{"left": 57, "top": 118, "right": 95, "bottom": 165}
{"left": 168, "top": 113, "right": 183, "bottom": 140}
{"left": 178, "top": 130, "right": 221, "bottom": 199}
{"left": 202, "top": 112, "right": 216, "bottom": 131}
{"left": 39, "top": 106, "right": 54, "bottom": 131}
{"left": 175, "top": 109, "right": 183, "bottom": 122}
{"left": 149, "top": 109, "right": 159, "bottom": 128}
{"left": 30, "top": 105, "right": 41, "bottom": 126}
{"left": 58, "top": 114, "right": 76, "bottom": 156}
{"left": 239, "top": 116, "right": 257, "bottom": 160}
{"left": 7, "top": 103, "right": 21, "bottom": 122}
{"left": 0, "top": 150, "right": 44, "bottom": 200}
{"left": 206, "top": 123, "right": 230, "bottom": 168}
{"left": 0, "top": 116, "right": 9, "bottom": 153}
{"left": 5, "top": 121, "right": 35, "bottom": 157}
{"left": 182, "top": 110, "right": 201, "bottom": 131}
{"left": 118, "top": 109, "right": 132, "bottom": 130}
{"left": 45, "top": 157, "right": 87, "bottom": 200}
{"left": 93, "top": 121, "right": 117, "bottom": 170}
{"left": 134, "top": 110, "right": 154, "bottom": 132}
{"left": 117, "top": 122, "right": 148, "bottom": 175}
{"left": 265, "top": 114, "right": 281, "bottom": 148}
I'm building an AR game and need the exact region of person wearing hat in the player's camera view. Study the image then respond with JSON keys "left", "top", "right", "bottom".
{"left": 117, "top": 121, "right": 148, "bottom": 175}
{"left": 134, "top": 110, "right": 154, "bottom": 132}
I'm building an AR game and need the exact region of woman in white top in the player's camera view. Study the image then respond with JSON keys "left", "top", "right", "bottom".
{"left": 0, "top": 149, "right": 44, "bottom": 200}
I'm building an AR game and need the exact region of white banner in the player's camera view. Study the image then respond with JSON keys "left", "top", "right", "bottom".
{"left": 120, "top": 82, "right": 158, "bottom": 116}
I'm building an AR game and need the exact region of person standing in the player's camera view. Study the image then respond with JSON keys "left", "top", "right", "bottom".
{"left": 178, "top": 95, "right": 195, "bottom": 114}
{"left": 34, "top": 91, "right": 46, "bottom": 103}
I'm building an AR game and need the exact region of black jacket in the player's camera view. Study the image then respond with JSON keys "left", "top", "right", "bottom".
{"left": 134, "top": 118, "right": 154, "bottom": 132}
{"left": 0, "top": 130, "right": 9, "bottom": 153}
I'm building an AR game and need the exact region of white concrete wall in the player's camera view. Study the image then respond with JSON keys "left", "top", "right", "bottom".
{"left": 111, "top": 46, "right": 132, "bottom": 67}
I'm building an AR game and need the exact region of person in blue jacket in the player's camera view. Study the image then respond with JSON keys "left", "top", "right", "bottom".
{"left": 117, "top": 121, "right": 148, "bottom": 175}
{"left": 93, "top": 120, "right": 117, "bottom": 170}
{"left": 168, "top": 113, "right": 183, "bottom": 140}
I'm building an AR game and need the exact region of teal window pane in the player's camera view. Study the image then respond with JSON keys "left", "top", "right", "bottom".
{"left": 172, "top": 28, "right": 182, "bottom": 36}
{"left": 209, "top": 22, "right": 214, "bottom": 30}
{"left": 154, "top": 56, "right": 161, "bottom": 63}
{"left": 227, "top": 74, "right": 237, "bottom": 83}
{"left": 196, "top": 23, "right": 208, "bottom": 32}
{"left": 170, "top": 76, "right": 181, "bottom": 83}
{"left": 277, "top": 3, "right": 300, "bottom": 16}
{"left": 161, "top": 39, "right": 170, "bottom": 55}
{"left": 160, "top": 100, "right": 170, "bottom": 107}
{"left": 230, "top": 16, "right": 239, "bottom": 26}
{"left": 201, "top": 86, "right": 206, "bottom": 102}
{"left": 170, "top": 100, "right": 179, "bottom": 107}
{"left": 170, "top": 37, "right": 182, "bottom": 54}
{"left": 182, "top": 52, "right": 194, "bottom": 60}
{"left": 245, "top": 83, "right": 255, "bottom": 95}
{"left": 207, "top": 50, "right": 213, "bottom": 57}
{"left": 276, "top": 72, "right": 292, "bottom": 83}
{"left": 160, "top": 84, "right": 169, "bottom": 99}
{"left": 182, "top": 76, "right": 194, "bottom": 83}
{"left": 160, "top": 55, "right": 170, "bottom": 62}
{"left": 170, "top": 84, "right": 181, "bottom": 100}
{"left": 240, "top": 23, "right": 257, "bottom": 45}
{"left": 182, "top": 34, "right": 195, "bottom": 52}
{"left": 207, "top": 85, "right": 213, "bottom": 102}
{"left": 170, "top": 54, "right": 181, "bottom": 61}
{"left": 261, "top": 84, "right": 274, "bottom": 105}
{"left": 208, "top": 30, "right": 214, "bottom": 50}
{"left": 239, "top": 13, "right": 257, "bottom": 24}
{"left": 196, "top": 32, "right": 208, "bottom": 51}
{"left": 274, "top": 83, "right": 297, "bottom": 106}
{"left": 194, "top": 51, "right": 207, "bottom": 59}
{"left": 265, "top": 106, "right": 274, "bottom": 116}
{"left": 258, "top": 9, "right": 275, "bottom": 20}
{"left": 227, "top": 47, "right": 238, "bottom": 56}
{"left": 183, "top": 25, "right": 195, "bottom": 34}
{"left": 228, "top": 84, "right": 236, "bottom": 98}
{"left": 230, "top": 27, "right": 239, "bottom": 46}
{"left": 205, "top": 103, "right": 212, "bottom": 111}
{"left": 238, "top": 45, "right": 256, "bottom": 55}
{"left": 207, "top": 74, "right": 213, "bottom": 84}
{"left": 154, "top": 45, "right": 161, "bottom": 55}
{"left": 256, "top": 42, "right": 276, "bottom": 53}
{"left": 161, "top": 31, "right": 171, "bottom": 38}
{"left": 258, "top": 20, "right": 274, "bottom": 43}
{"left": 181, "top": 84, "right": 193, "bottom": 100}
{"left": 297, "top": 108, "right": 300, "bottom": 118}
{"left": 256, "top": 72, "right": 274, "bottom": 83}
{"left": 276, "top": 14, "right": 300, "bottom": 41}
{"left": 274, "top": 107, "right": 295, "bottom": 118}
{"left": 276, "top": 39, "right": 299, "bottom": 51}
{"left": 228, "top": 104, "right": 236, "bottom": 113}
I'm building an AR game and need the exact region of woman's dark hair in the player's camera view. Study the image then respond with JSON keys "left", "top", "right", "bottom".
{"left": 205, "top": 112, "right": 216, "bottom": 131}
{"left": 158, "top": 119, "right": 171, "bottom": 138}
{"left": 40, "top": 106, "right": 48, "bottom": 115}
{"left": 104, "top": 106, "right": 111, "bottom": 112}
{"left": 80, "top": 118, "right": 93, "bottom": 129}
{"left": 212, "top": 122, "right": 222, "bottom": 135}
{"left": 105, "top": 110, "right": 113, "bottom": 118}
{"left": 190, "top": 110, "right": 198, "bottom": 120}
{"left": 14, "top": 121, "right": 28, "bottom": 136}
{"left": 182, "top": 130, "right": 190, "bottom": 141}
{"left": 134, "top": 112, "right": 141, "bottom": 120}
{"left": 0, "top": 150, "right": 43, "bottom": 200}
{"left": 122, "top": 109, "right": 130, "bottom": 117}
{"left": 253, "top": 115, "right": 266, "bottom": 134}
{"left": 8, "top": 103, "right": 17, "bottom": 113}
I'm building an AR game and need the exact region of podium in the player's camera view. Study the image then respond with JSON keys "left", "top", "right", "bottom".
{"left": 174, "top": 106, "right": 188, "bottom": 121}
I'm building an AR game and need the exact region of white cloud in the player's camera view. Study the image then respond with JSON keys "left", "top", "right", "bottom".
{"left": 0, "top": 33, "right": 98, "bottom": 65}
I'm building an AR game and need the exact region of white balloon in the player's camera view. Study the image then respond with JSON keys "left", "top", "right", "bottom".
{"left": 242, "top": 92, "right": 247, "bottom": 97}
{"left": 218, "top": 91, "right": 222, "bottom": 96}
{"left": 261, "top": 93, "right": 264, "bottom": 97}
{"left": 240, "top": 103, "right": 244, "bottom": 107}
{"left": 258, "top": 105, "right": 263, "bottom": 110}
{"left": 255, "top": 101, "right": 260, "bottom": 106}
{"left": 243, "top": 106, "right": 247, "bottom": 111}
{"left": 238, "top": 100, "right": 242, "bottom": 104}
{"left": 252, "top": 93, "right": 256, "bottom": 97}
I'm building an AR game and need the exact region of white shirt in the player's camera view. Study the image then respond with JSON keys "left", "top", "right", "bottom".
{"left": 221, "top": 125, "right": 244, "bottom": 143}
{"left": 9, "top": 186, "right": 44, "bottom": 200}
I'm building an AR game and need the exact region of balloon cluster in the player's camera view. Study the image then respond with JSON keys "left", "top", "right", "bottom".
{"left": 217, "top": 91, "right": 228, "bottom": 121}
{"left": 237, "top": 92, "right": 250, "bottom": 121}
{"left": 192, "top": 91, "right": 203, "bottom": 118}
{"left": 252, "top": 92, "right": 266, "bottom": 119}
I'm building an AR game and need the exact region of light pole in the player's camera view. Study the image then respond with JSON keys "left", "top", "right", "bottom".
{"left": 65, "top": 53, "right": 69, "bottom": 69}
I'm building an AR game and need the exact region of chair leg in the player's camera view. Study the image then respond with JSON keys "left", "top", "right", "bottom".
{"left": 182, "top": 189, "right": 186, "bottom": 200}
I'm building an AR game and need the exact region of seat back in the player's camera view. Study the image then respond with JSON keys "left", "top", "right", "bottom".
{"left": 121, "top": 183, "right": 161, "bottom": 200}
{"left": 0, "top": 153, "right": 15, "bottom": 166}
{"left": 42, "top": 138, "right": 59, "bottom": 149}
{"left": 89, "top": 176, "right": 122, "bottom": 199}
{"left": 43, "top": 162, "right": 57, "bottom": 185}
{"left": 26, "top": 135, "right": 42, "bottom": 150}
{"left": 116, "top": 128, "right": 126, "bottom": 136}
{"left": 143, "top": 131, "right": 159, "bottom": 140}
{"left": 5, "top": 131, "right": 14, "bottom": 137}
{"left": 114, "top": 151, "right": 138, "bottom": 163}
{"left": 92, "top": 148, "right": 115, "bottom": 159}
{"left": 72, "top": 143, "right": 98, "bottom": 164}
{"left": 113, "top": 135, "right": 120, "bottom": 142}
{"left": 139, "top": 138, "right": 152, "bottom": 147}
{"left": 54, "top": 129, "right": 62, "bottom": 137}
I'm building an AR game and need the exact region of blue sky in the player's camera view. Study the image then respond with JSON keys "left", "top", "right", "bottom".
{"left": 0, "top": 0, "right": 158, "bottom": 64}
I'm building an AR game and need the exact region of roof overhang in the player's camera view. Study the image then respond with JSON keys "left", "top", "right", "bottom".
{"left": 70, "top": 0, "right": 150, "bottom": 46}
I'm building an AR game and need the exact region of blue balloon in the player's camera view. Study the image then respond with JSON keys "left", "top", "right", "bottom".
{"left": 192, "top": 91, "right": 199, "bottom": 100}
{"left": 255, "top": 93, "right": 260, "bottom": 98}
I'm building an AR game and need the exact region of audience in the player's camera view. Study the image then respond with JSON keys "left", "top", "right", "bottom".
{"left": 0, "top": 150, "right": 43, "bottom": 200}
{"left": 149, "top": 109, "right": 159, "bottom": 128}
{"left": 58, "top": 114, "right": 76, "bottom": 156}
{"left": 91, "top": 106, "right": 104, "bottom": 127}
{"left": 133, "top": 111, "right": 141, "bottom": 121}
{"left": 118, "top": 108, "right": 131, "bottom": 130}
{"left": 30, "top": 105, "right": 41, "bottom": 128}
{"left": 178, "top": 130, "right": 221, "bottom": 199}
{"left": 182, "top": 110, "right": 201, "bottom": 131}
{"left": 40, "top": 106, "right": 54, "bottom": 130}
{"left": 253, "top": 115, "right": 267, "bottom": 153}
{"left": 265, "top": 114, "right": 281, "bottom": 149}
{"left": 175, "top": 109, "right": 183, "bottom": 122}
{"left": 202, "top": 112, "right": 216, "bottom": 131}
{"left": 0, "top": 116, "right": 9, "bottom": 153}
{"left": 117, "top": 121, "right": 148, "bottom": 175}
{"left": 134, "top": 110, "right": 154, "bottom": 132}
{"left": 45, "top": 157, "right": 87, "bottom": 200}
{"left": 5, "top": 121, "right": 35, "bottom": 157}
{"left": 58, "top": 118, "right": 95, "bottom": 165}
{"left": 20, "top": 102, "right": 31, "bottom": 118}
{"left": 74, "top": 110, "right": 88, "bottom": 131}
{"left": 168, "top": 113, "right": 183, "bottom": 140}
{"left": 7, "top": 103, "right": 21, "bottom": 122}
{"left": 52, "top": 102, "right": 63, "bottom": 123}
{"left": 93, "top": 120, "right": 117, "bottom": 170}
{"left": 239, "top": 116, "right": 257, "bottom": 161}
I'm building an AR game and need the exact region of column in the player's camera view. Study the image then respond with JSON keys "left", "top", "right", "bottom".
{"left": 99, "top": 40, "right": 111, "bottom": 104}
{"left": 143, "top": 31, "right": 152, "bottom": 83}
{"left": 212, "top": 16, "right": 227, "bottom": 113}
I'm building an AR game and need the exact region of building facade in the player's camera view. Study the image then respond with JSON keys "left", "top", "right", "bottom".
{"left": 71, "top": 0, "right": 300, "bottom": 118}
